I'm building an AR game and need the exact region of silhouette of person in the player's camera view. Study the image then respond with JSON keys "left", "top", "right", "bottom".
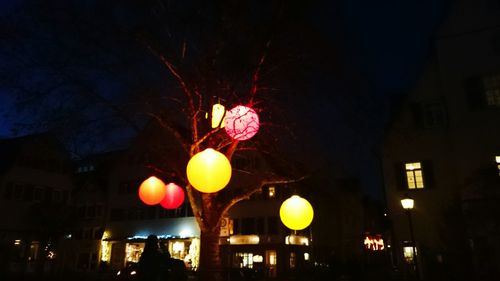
{"left": 159, "top": 243, "right": 187, "bottom": 281}
{"left": 138, "top": 235, "right": 162, "bottom": 281}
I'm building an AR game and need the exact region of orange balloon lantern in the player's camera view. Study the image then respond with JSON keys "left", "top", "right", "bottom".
{"left": 186, "top": 148, "right": 232, "bottom": 193}
{"left": 160, "top": 183, "right": 185, "bottom": 209}
{"left": 224, "top": 105, "right": 260, "bottom": 141}
{"left": 138, "top": 176, "right": 166, "bottom": 205}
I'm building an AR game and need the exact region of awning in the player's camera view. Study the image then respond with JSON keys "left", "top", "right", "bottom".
{"left": 103, "top": 217, "right": 200, "bottom": 241}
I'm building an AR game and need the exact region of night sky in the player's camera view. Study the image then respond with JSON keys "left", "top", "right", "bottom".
{"left": 0, "top": 0, "right": 448, "bottom": 200}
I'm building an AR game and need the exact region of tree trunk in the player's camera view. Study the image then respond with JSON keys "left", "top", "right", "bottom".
{"left": 199, "top": 228, "right": 223, "bottom": 281}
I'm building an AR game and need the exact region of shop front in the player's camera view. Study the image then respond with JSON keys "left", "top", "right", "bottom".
{"left": 100, "top": 217, "right": 200, "bottom": 271}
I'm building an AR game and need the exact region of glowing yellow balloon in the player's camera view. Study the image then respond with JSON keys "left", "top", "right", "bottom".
{"left": 280, "top": 195, "right": 314, "bottom": 230}
{"left": 186, "top": 148, "right": 232, "bottom": 193}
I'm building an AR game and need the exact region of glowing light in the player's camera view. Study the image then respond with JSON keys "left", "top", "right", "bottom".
{"left": 280, "top": 195, "right": 314, "bottom": 230}
{"left": 179, "top": 229, "right": 193, "bottom": 238}
{"left": 138, "top": 176, "right": 166, "bottom": 205}
{"left": 304, "top": 253, "right": 310, "bottom": 261}
{"left": 229, "top": 235, "right": 260, "bottom": 245}
{"left": 160, "top": 183, "right": 185, "bottom": 209}
{"left": 401, "top": 198, "right": 415, "bottom": 210}
{"left": 14, "top": 239, "right": 21, "bottom": 245}
{"left": 211, "top": 103, "right": 226, "bottom": 128}
{"left": 186, "top": 148, "right": 232, "bottom": 193}
{"left": 364, "top": 236, "right": 385, "bottom": 251}
{"left": 253, "top": 255, "right": 264, "bottom": 263}
{"left": 285, "top": 235, "right": 309, "bottom": 246}
{"left": 47, "top": 251, "right": 56, "bottom": 259}
{"left": 101, "top": 241, "right": 111, "bottom": 262}
{"left": 172, "top": 241, "right": 185, "bottom": 253}
{"left": 188, "top": 238, "right": 200, "bottom": 269}
{"left": 125, "top": 243, "right": 143, "bottom": 263}
{"left": 224, "top": 105, "right": 260, "bottom": 141}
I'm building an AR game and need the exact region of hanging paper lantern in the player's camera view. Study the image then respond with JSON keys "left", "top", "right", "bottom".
{"left": 160, "top": 183, "right": 185, "bottom": 209}
{"left": 279, "top": 195, "right": 314, "bottom": 230}
{"left": 186, "top": 148, "right": 232, "bottom": 193}
{"left": 138, "top": 176, "right": 166, "bottom": 205}
{"left": 224, "top": 105, "right": 260, "bottom": 141}
{"left": 211, "top": 103, "right": 226, "bottom": 128}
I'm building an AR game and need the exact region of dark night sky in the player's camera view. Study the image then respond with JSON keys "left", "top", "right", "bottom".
{"left": 0, "top": 0, "right": 448, "bottom": 200}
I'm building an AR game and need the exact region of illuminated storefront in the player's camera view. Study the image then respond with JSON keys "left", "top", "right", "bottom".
{"left": 101, "top": 217, "right": 200, "bottom": 270}
{"left": 220, "top": 233, "right": 311, "bottom": 279}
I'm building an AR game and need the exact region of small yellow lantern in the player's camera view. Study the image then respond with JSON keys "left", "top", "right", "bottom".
{"left": 186, "top": 148, "right": 232, "bottom": 193}
{"left": 211, "top": 103, "right": 226, "bottom": 128}
{"left": 279, "top": 195, "right": 314, "bottom": 230}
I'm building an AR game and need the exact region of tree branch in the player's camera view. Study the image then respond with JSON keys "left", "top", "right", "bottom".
{"left": 219, "top": 175, "right": 308, "bottom": 219}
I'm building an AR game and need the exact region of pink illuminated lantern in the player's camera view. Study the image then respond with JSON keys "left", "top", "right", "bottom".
{"left": 224, "top": 105, "right": 260, "bottom": 141}
{"left": 138, "top": 176, "right": 166, "bottom": 205}
{"left": 160, "top": 183, "right": 185, "bottom": 209}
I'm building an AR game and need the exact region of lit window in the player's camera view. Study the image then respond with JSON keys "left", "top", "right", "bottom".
{"left": 403, "top": 246, "right": 415, "bottom": 263}
{"left": 266, "top": 250, "right": 277, "bottom": 277}
{"left": 235, "top": 252, "right": 253, "bottom": 268}
{"left": 496, "top": 156, "right": 500, "bottom": 176}
{"left": 266, "top": 250, "right": 277, "bottom": 265}
{"left": 405, "top": 162, "right": 424, "bottom": 189}
{"left": 268, "top": 187, "right": 275, "bottom": 198}
{"left": 125, "top": 243, "right": 144, "bottom": 263}
{"left": 289, "top": 252, "right": 296, "bottom": 269}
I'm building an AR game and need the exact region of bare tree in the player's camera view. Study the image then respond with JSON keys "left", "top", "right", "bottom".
{"left": 1, "top": 1, "right": 326, "bottom": 280}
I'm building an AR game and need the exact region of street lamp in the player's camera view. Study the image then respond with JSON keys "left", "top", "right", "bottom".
{"left": 400, "top": 196, "right": 420, "bottom": 280}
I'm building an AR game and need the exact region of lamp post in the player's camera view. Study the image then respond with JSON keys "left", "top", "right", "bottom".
{"left": 401, "top": 196, "right": 420, "bottom": 280}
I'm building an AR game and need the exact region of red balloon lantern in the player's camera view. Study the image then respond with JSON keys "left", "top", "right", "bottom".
{"left": 160, "top": 183, "right": 185, "bottom": 209}
{"left": 138, "top": 176, "right": 166, "bottom": 205}
{"left": 224, "top": 105, "right": 260, "bottom": 141}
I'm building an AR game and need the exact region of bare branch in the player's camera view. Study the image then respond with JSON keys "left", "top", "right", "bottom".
{"left": 143, "top": 43, "right": 200, "bottom": 144}
{"left": 145, "top": 112, "right": 189, "bottom": 153}
{"left": 219, "top": 175, "right": 308, "bottom": 219}
{"left": 249, "top": 40, "right": 272, "bottom": 104}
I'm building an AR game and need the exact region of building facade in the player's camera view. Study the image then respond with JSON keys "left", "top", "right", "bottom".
{"left": 0, "top": 134, "right": 73, "bottom": 277}
{"left": 382, "top": 0, "right": 500, "bottom": 280}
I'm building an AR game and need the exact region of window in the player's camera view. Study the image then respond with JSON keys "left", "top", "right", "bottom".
{"left": 483, "top": 74, "right": 500, "bottom": 106}
{"left": 465, "top": 74, "right": 500, "bottom": 109}
{"left": 34, "top": 187, "right": 44, "bottom": 202}
{"left": 289, "top": 252, "right": 297, "bottom": 269}
{"left": 256, "top": 217, "right": 265, "bottom": 234}
{"left": 496, "top": 156, "right": 500, "bottom": 176}
{"left": 412, "top": 102, "right": 447, "bottom": 129}
{"left": 268, "top": 187, "right": 276, "bottom": 198}
{"left": 52, "top": 189, "right": 63, "bottom": 203}
{"left": 241, "top": 218, "right": 255, "bottom": 235}
{"left": 267, "top": 217, "right": 279, "bottom": 235}
{"left": 396, "top": 161, "right": 435, "bottom": 190}
{"left": 403, "top": 241, "right": 418, "bottom": 264}
{"left": 405, "top": 162, "right": 425, "bottom": 189}
{"left": 266, "top": 250, "right": 277, "bottom": 277}
{"left": 235, "top": 252, "right": 253, "bottom": 268}
{"left": 12, "top": 184, "right": 23, "bottom": 200}
{"left": 233, "top": 219, "right": 240, "bottom": 234}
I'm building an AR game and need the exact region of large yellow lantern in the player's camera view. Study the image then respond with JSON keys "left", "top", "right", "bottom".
{"left": 279, "top": 195, "right": 314, "bottom": 230}
{"left": 138, "top": 176, "right": 166, "bottom": 205}
{"left": 186, "top": 148, "right": 232, "bottom": 193}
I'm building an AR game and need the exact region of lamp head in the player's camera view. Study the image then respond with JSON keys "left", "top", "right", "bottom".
{"left": 401, "top": 197, "right": 414, "bottom": 210}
